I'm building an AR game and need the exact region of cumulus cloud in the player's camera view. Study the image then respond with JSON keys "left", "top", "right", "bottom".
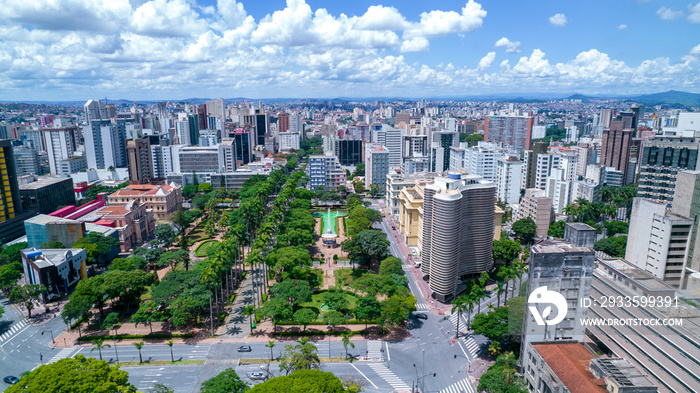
{"left": 617, "top": 24, "right": 628, "bottom": 30}
{"left": 131, "top": 0, "right": 209, "bottom": 37}
{"left": 513, "top": 49, "right": 553, "bottom": 76}
{"left": 494, "top": 37, "right": 521, "bottom": 53}
{"left": 657, "top": 6, "right": 683, "bottom": 20}
{"left": 690, "top": 43, "right": 700, "bottom": 55}
{"left": 548, "top": 13, "right": 568, "bottom": 27}
{"left": 407, "top": 0, "right": 487, "bottom": 38}
{"left": 355, "top": 5, "right": 408, "bottom": 30}
{"left": 401, "top": 37, "right": 430, "bottom": 52}
{"left": 689, "top": 2, "right": 700, "bottom": 23}
{"left": 478, "top": 52, "right": 496, "bottom": 70}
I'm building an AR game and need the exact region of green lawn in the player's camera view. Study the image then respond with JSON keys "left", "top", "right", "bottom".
{"left": 194, "top": 240, "right": 220, "bottom": 257}
{"left": 335, "top": 268, "right": 368, "bottom": 288}
{"left": 299, "top": 290, "right": 358, "bottom": 313}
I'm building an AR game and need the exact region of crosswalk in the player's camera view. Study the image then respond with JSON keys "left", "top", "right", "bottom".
{"left": 48, "top": 348, "right": 76, "bottom": 364}
{"left": 366, "top": 340, "right": 383, "bottom": 361}
{"left": 440, "top": 378, "right": 474, "bottom": 393}
{"left": 449, "top": 312, "right": 468, "bottom": 330}
{"left": 368, "top": 363, "right": 410, "bottom": 391}
{"left": 415, "top": 302, "right": 429, "bottom": 310}
{"left": 402, "top": 265, "right": 410, "bottom": 271}
{"left": 463, "top": 336, "right": 480, "bottom": 358}
{"left": 0, "top": 320, "right": 28, "bottom": 343}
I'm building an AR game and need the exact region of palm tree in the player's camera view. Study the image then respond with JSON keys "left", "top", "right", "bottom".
{"left": 167, "top": 340, "right": 174, "bottom": 363}
{"left": 451, "top": 295, "right": 468, "bottom": 339}
{"left": 243, "top": 305, "right": 256, "bottom": 333}
{"left": 495, "top": 281, "right": 506, "bottom": 308}
{"left": 341, "top": 332, "right": 354, "bottom": 359}
{"left": 200, "top": 265, "right": 218, "bottom": 336}
{"left": 266, "top": 340, "right": 276, "bottom": 362}
{"left": 91, "top": 338, "right": 110, "bottom": 361}
{"left": 133, "top": 341, "right": 144, "bottom": 364}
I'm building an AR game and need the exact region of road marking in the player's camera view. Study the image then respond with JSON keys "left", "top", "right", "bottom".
{"left": 368, "top": 363, "right": 410, "bottom": 390}
{"left": 458, "top": 340, "right": 469, "bottom": 360}
{"left": 49, "top": 348, "right": 75, "bottom": 364}
{"left": 440, "top": 377, "right": 474, "bottom": 393}
{"left": 351, "top": 364, "right": 378, "bottom": 389}
{"left": 0, "top": 324, "right": 31, "bottom": 348}
{"left": 366, "top": 341, "right": 383, "bottom": 361}
{"left": 384, "top": 341, "right": 390, "bottom": 361}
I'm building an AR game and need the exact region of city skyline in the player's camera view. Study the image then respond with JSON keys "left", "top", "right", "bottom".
{"left": 1, "top": 0, "right": 699, "bottom": 101}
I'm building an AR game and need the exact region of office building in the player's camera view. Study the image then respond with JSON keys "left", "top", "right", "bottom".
{"left": 522, "top": 240, "right": 594, "bottom": 348}
{"left": 278, "top": 133, "right": 300, "bottom": 151}
{"left": 210, "top": 168, "right": 270, "bottom": 191}
{"left": 108, "top": 184, "right": 182, "bottom": 221}
{"left": 278, "top": 113, "right": 290, "bottom": 133}
{"left": 671, "top": 170, "right": 700, "bottom": 271}
{"left": 522, "top": 341, "right": 657, "bottom": 393}
{"left": 254, "top": 109, "right": 269, "bottom": 146}
{"left": 59, "top": 156, "right": 88, "bottom": 175}
{"left": 430, "top": 131, "right": 458, "bottom": 172}
{"left": 366, "top": 146, "right": 390, "bottom": 194}
{"left": 496, "top": 156, "right": 523, "bottom": 205}
{"left": 21, "top": 248, "right": 88, "bottom": 301}
{"left": 205, "top": 99, "right": 225, "bottom": 131}
{"left": 601, "top": 120, "right": 639, "bottom": 185}
{"left": 375, "top": 125, "right": 403, "bottom": 169}
{"left": 626, "top": 197, "right": 692, "bottom": 287}
{"left": 24, "top": 215, "right": 86, "bottom": 248}
{"left": 484, "top": 113, "right": 533, "bottom": 153}
{"left": 231, "top": 129, "right": 252, "bottom": 166}
{"left": 220, "top": 139, "right": 238, "bottom": 173}
{"left": 638, "top": 135, "right": 700, "bottom": 206}
{"left": 588, "top": 256, "right": 700, "bottom": 393}
{"left": 421, "top": 173, "right": 495, "bottom": 301}
{"left": 0, "top": 140, "right": 34, "bottom": 242}
{"left": 19, "top": 177, "right": 75, "bottom": 214}
{"left": 13, "top": 148, "right": 40, "bottom": 176}
{"left": 175, "top": 120, "right": 191, "bottom": 145}
{"left": 83, "top": 120, "right": 128, "bottom": 169}
{"left": 516, "top": 189, "right": 553, "bottom": 238}
{"left": 335, "top": 140, "right": 363, "bottom": 166}
{"left": 308, "top": 155, "right": 346, "bottom": 191}
{"left": 522, "top": 141, "right": 549, "bottom": 189}
{"left": 177, "top": 145, "right": 223, "bottom": 173}
{"left": 126, "top": 138, "right": 153, "bottom": 185}
{"left": 42, "top": 127, "right": 79, "bottom": 175}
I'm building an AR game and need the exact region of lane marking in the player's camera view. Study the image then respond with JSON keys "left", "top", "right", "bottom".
{"left": 351, "top": 364, "right": 378, "bottom": 389}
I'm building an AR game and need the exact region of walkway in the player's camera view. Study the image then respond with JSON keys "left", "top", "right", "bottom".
{"left": 218, "top": 266, "right": 255, "bottom": 338}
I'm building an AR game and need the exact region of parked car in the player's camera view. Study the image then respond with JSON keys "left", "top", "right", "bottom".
{"left": 414, "top": 313, "right": 428, "bottom": 320}
{"left": 3, "top": 376, "right": 19, "bottom": 385}
{"left": 237, "top": 345, "right": 252, "bottom": 352}
{"left": 249, "top": 372, "right": 265, "bottom": 380}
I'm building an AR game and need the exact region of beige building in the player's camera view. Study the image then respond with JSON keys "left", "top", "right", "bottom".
{"left": 93, "top": 200, "right": 155, "bottom": 251}
{"left": 516, "top": 188, "right": 553, "bottom": 238}
{"left": 107, "top": 184, "right": 182, "bottom": 221}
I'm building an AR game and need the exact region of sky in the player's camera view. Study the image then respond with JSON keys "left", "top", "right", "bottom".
{"left": 1, "top": 0, "right": 699, "bottom": 101}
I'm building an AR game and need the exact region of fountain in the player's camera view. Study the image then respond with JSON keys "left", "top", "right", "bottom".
{"left": 321, "top": 208, "right": 338, "bottom": 245}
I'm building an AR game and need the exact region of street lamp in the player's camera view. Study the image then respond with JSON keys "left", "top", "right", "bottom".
{"left": 328, "top": 320, "right": 331, "bottom": 360}
{"left": 41, "top": 330, "right": 54, "bottom": 344}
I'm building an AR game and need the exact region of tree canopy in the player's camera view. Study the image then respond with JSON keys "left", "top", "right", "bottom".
{"left": 512, "top": 217, "right": 537, "bottom": 244}
{"left": 594, "top": 236, "right": 627, "bottom": 258}
{"left": 341, "top": 230, "right": 390, "bottom": 273}
{"left": 200, "top": 368, "right": 249, "bottom": 393}
{"left": 547, "top": 220, "right": 566, "bottom": 238}
{"left": 248, "top": 370, "right": 347, "bottom": 393}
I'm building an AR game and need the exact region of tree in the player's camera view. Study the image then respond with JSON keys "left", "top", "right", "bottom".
{"left": 477, "top": 352, "right": 527, "bottom": 393}
{"left": 102, "top": 312, "right": 121, "bottom": 335}
{"left": 0, "top": 263, "right": 21, "bottom": 292}
{"left": 341, "top": 230, "right": 390, "bottom": 273}
{"left": 354, "top": 295, "right": 381, "bottom": 330}
{"left": 61, "top": 296, "right": 92, "bottom": 337}
{"left": 39, "top": 241, "right": 65, "bottom": 248}
{"left": 460, "top": 133, "right": 483, "bottom": 147}
{"left": 154, "top": 224, "right": 176, "bottom": 245}
{"left": 130, "top": 301, "right": 164, "bottom": 334}
{"left": 268, "top": 280, "right": 313, "bottom": 309}
{"left": 248, "top": 370, "right": 346, "bottom": 393}
{"left": 594, "top": 236, "right": 628, "bottom": 258}
{"left": 10, "top": 284, "right": 45, "bottom": 317}
{"left": 548, "top": 220, "right": 566, "bottom": 238}
{"left": 452, "top": 295, "right": 468, "bottom": 338}
{"left": 378, "top": 256, "right": 403, "bottom": 276}
{"left": 471, "top": 306, "right": 510, "bottom": 343}
{"left": 266, "top": 340, "right": 276, "bottom": 361}
{"left": 198, "top": 183, "right": 214, "bottom": 193}
{"left": 321, "top": 290, "right": 349, "bottom": 312}
{"left": 73, "top": 232, "right": 119, "bottom": 265}
{"left": 322, "top": 310, "right": 345, "bottom": 330}
{"left": 341, "top": 332, "right": 354, "bottom": 359}
{"left": 148, "top": 384, "right": 175, "bottom": 393}
{"left": 603, "top": 221, "right": 629, "bottom": 237}
{"left": 6, "top": 355, "right": 136, "bottom": 393}
{"left": 512, "top": 217, "right": 537, "bottom": 244}
{"left": 200, "top": 368, "right": 249, "bottom": 393}
{"left": 1, "top": 242, "right": 28, "bottom": 264}
{"left": 279, "top": 338, "right": 321, "bottom": 375}
{"left": 492, "top": 237, "right": 521, "bottom": 265}
{"left": 90, "top": 338, "right": 110, "bottom": 361}
{"left": 353, "top": 163, "right": 365, "bottom": 178}
{"left": 293, "top": 308, "right": 318, "bottom": 331}
{"left": 243, "top": 305, "right": 256, "bottom": 331}
{"left": 379, "top": 293, "right": 416, "bottom": 331}
{"left": 134, "top": 341, "right": 144, "bottom": 364}
{"left": 167, "top": 340, "right": 174, "bottom": 363}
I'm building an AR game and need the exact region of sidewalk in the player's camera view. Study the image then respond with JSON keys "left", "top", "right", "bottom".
{"left": 217, "top": 266, "right": 255, "bottom": 338}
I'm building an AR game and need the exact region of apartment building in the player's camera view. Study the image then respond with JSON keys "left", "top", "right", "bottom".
{"left": 516, "top": 188, "right": 553, "bottom": 238}
{"left": 308, "top": 155, "right": 346, "bottom": 191}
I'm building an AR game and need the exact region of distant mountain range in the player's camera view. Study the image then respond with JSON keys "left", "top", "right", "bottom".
{"left": 7, "top": 90, "right": 700, "bottom": 107}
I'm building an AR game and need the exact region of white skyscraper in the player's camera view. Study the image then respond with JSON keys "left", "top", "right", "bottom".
{"left": 42, "top": 127, "right": 79, "bottom": 175}
{"left": 496, "top": 156, "right": 523, "bottom": 205}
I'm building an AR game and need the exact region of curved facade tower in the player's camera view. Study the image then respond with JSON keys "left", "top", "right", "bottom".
{"left": 421, "top": 173, "right": 495, "bottom": 302}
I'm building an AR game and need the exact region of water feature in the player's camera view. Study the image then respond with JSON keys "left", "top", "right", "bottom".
{"left": 312, "top": 209, "right": 347, "bottom": 239}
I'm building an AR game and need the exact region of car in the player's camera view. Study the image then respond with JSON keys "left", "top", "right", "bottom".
{"left": 237, "top": 345, "right": 252, "bottom": 352}
{"left": 249, "top": 372, "right": 265, "bottom": 380}
{"left": 414, "top": 313, "right": 428, "bottom": 320}
{"left": 3, "top": 376, "right": 19, "bottom": 385}
{"left": 414, "top": 262, "right": 421, "bottom": 268}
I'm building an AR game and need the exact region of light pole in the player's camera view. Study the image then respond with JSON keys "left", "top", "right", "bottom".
{"left": 328, "top": 320, "right": 331, "bottom": 360}
{"left": 41, "top": 330, "right": 54, "bottom": 344}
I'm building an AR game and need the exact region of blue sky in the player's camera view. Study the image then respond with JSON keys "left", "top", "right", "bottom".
{"left": 0, "top": 0, "right": 699, "bottom": 101}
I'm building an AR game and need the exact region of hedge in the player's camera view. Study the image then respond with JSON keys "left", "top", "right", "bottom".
{"left": 271, "top": 330, "right": 366, "bottom": 338}
{"left": 77, "top": 333, "right": 193, "bottom": 342}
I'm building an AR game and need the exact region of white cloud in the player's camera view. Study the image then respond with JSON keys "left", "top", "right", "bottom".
{"left": 617, "top": 24, "right": 628, "bottom": 30}
{"left": 656, "top": 6, "right": 684, "bottom": 20}
{"left": 478, "top": 52, "right": 496, "bottom": 70}
{"left": 690, "top": 44, "right": 700, "bottom": 55}
{"left": 548, "top": 13, "right": 568, "bottom": 27}
{"left": 410, "top": 0, "right": 487, "bottom": 37}
{"left": 513, "top": 49, "right": 554, "bottom": 76}
{"left": 1, "top": 0, "right": 131, "bottom": 33}
{"left": 401, "top": 37, "right": 430, "bottom": 52}
{"left": 689, "top": 2, "right": 700, "bottom": 23}
{"left": 355, "top": 5, "right": 407, "bottom": 30}
{"left": 131, "top": 0, "right": 209, "bottom": 37}
{"left": 494, "top": 37, "right": 521, "bottom": 53}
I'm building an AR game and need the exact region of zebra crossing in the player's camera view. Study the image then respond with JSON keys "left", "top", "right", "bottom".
{"left": 0, "top": 320, "right": 28, "bottom": 343}
{"left": 440, "top": 378, "right": 474, "bottom": 393}
{"left": 366, "top": 340, "right": 383, "bottom": 361}
{"left": 48, "top": 348, "right": 77, "bottom": 364}
{"left": 449, "top": 312, "right": 468, "bottom": 330}
{"left": 402, "top": 265, "right": 410, "bottom": 271}
{"left": 368, "top": 363, "right": 410, "bottom": 391}
{"left": 415, "top": 302, "right": 429, "bottom": 310}
{"left": 463, "top": 336, "right": 480, "bottom": 358}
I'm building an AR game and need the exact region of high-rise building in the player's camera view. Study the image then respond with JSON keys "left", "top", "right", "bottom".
{"left": 601, "top": 119, "right": 639, "bottom": 185}
{"left": 205, "top": 99, "right": 225, "bottom": 131}
{"left": 522, "top": 240, "right": 594, "bottom": 348}
{"left": 522, "top": 141, "right": 548, "bottom": 189}
{"left": 335, "top": 140, "right": 363, "bottom": 166}
{"left": 626, "top": 197, "right": 692, "bottom": 287}
{"left": 175, "top": 120, "right": 191, "bottom": 145}
{"left": 42, "top": 127, "right": 79, "bottom": 175}
{"left": 430, "top": 131, "right": 458, "bottom": 172}
{"left": 638, "top": 135, "right": 700, "bottom": 206}
{"left": 308, "top": 155, "right": 346, "bottom": 191}
{"left": 421, "top": 173, "right": 495, "bottom": 301}
{"left": 495, "top": 156, "right": 523, "bottom": 205}
{"left": 220, "top": 139, "right": 237, "bottom": 173}
{"left": 83, "top": 120, "right": 127, "bottom": 169}
{"left": 0, "top": 140, "right": 31, "bottom": 242}
{"left": 231, "top": 129, "right": 252, "bottom": 166}
{"left": 19, "top": 177, "right": 76, "bottom": 215}
{"left": 255, "top": 109, "right": 269, "bottom": 146}
{"left": 126, "top": 138, "right": 153, "bottom": 185}
{"left": 177, "top": 145, "right": 224, "bottom": 173}
{"left": 278, "top": 113, "right": 290, "bottom": 134}
{"left": 484, "top": 114, "right": 533, "bottom": 153}
{"left": 13, "top": 148, "right": 40, "bottom": 176}
{"left": 516, "top": 188, "right": 553, "bottom": 237}
{"left": 672, "top": 170, "right": 700, "bottom": 272}
{"left": 460, "top": 142, "right": 506, "bottom": 182}
{"left": 366, "top": 146, "right": 390, "bottom": 194}
{"left": 375, "top": 125, "right": 403, "bottom": 169}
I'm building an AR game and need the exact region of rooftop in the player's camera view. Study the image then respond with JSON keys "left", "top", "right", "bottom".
{"left": 532, "top": 342, "right": 606, "bottom": 393}
{"left": 19, "top": 177, "right": 72, "bottom": 190}
{"left": 532, "top": 239, "right": 592, "bottom": 254}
